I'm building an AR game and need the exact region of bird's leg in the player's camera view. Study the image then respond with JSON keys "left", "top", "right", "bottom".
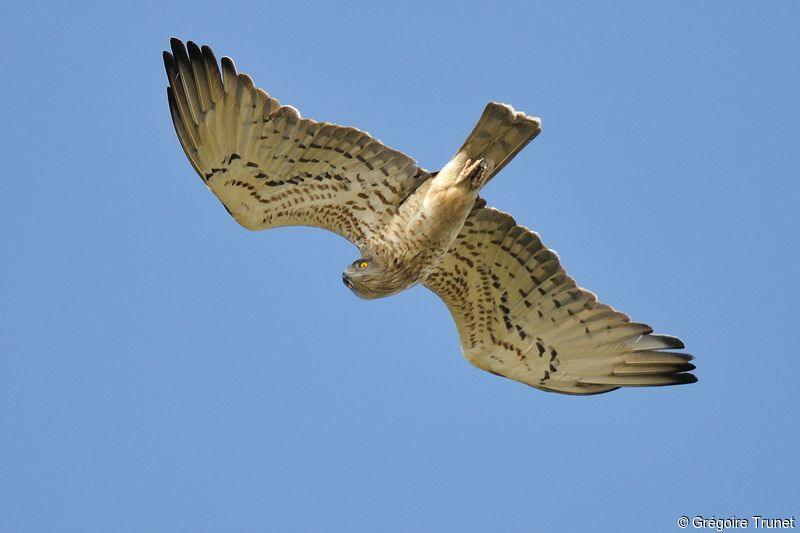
{"left": 422, "top": 154, "right": 486, "bottom": 218}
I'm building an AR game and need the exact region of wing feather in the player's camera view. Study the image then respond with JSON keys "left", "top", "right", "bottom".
{"left": 424, "top": 206, "right": 696, "bottom": 395}
{"left": 164, "top": 38, "right": 429, "bottom": 246}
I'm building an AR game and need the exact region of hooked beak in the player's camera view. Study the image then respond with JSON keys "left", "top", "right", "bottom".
{"left": 342, "top": 272, "right": 353, "bottom": 289}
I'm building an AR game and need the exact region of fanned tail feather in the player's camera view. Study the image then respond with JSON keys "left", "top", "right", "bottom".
{"left": 456, "top": 102, "right": 542, "bottom": 185}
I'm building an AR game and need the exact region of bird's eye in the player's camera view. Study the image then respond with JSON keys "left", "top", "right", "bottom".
{"left": 359, "top": 261, "right": 369, "bottom": 269}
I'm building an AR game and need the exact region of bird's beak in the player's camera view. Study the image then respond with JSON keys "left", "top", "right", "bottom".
{"left": 342, "top": 273, "right": 353, "bottom": 289}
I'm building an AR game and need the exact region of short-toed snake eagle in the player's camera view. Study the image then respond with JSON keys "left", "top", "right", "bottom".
{"left": 164, "top": 38, "right": 696, "bottom": 395}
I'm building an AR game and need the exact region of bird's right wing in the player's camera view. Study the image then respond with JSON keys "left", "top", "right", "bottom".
{"left": 424, "top": 206, "right": 696, "bottom": 395}
{"left": 164, "top": 38, "right": 430, "bottom": 247}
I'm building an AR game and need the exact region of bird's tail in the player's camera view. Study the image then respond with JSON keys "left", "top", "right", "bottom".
{"left": 455, "top": 102, "right": 542, "bottom": 186}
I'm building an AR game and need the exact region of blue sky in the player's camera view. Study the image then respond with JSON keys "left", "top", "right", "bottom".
{"left": 2, "top": 1, "right": 798, "bottom": 531}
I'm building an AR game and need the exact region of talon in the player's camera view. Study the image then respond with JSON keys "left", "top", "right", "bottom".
{"left": 462, "top": 158, "right": 488, "bottom": 189}
{"left": 453, "top": 157, "right": 490, "bottom": 190}
{"left": 465, "top": 158, "right": 481, "bottom": 176}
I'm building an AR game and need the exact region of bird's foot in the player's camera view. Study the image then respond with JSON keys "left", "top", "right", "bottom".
{"left": 456, "top": 158, "right": 489, "bottom": 190}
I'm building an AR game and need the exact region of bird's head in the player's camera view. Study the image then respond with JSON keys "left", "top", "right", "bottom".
{"left": 342, "top": 257, "right": 408, "bottom": 299}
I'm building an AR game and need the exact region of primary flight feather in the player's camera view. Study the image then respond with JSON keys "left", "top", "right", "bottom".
{"left": 164, "top": 38, "right": 696, "bottom": 395}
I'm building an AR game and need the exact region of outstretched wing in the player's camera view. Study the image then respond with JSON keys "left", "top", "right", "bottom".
{"left": 164, "top": 38, "right": 429, "bottom": 246}
{"left": 424, "top": 206, "right": 696, "bottom": 395}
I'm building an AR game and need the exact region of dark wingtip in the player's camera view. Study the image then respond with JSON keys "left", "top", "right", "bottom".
{"left": 163, "top": 51, "right": 176, "bottom": 81}
{"left": 171, "top": 38, "right": 190, "bottom": 64}
{"left": 201, "top": 44, "right": 218, "bottom": 67}
{"left": 220, "top": 55, "right": 238, "bottom": 83}
{"left": 221, "top": 56, "right": 237, "bottom": 72}
{"left": 187, "top": 40, "right": 202, "bottom": 56}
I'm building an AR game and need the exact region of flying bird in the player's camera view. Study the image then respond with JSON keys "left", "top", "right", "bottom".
{"left": 164, "top": 38, "right": 696, "bottom": 395}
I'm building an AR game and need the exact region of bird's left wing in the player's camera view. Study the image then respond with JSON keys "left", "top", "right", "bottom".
{"left": 424, "top": 205, "right": 696, "bottom": 395}
{"left": 164, "top": 38, "right": 429, "bottom": 246}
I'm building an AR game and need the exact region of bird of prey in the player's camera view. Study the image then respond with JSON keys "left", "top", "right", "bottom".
{"left": 164, "top": 38, "right": 696, "bottom": 395}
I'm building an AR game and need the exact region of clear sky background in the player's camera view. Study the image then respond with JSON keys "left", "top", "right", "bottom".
{"left": 2, "top": 1, "right": 798, "bottom": 532}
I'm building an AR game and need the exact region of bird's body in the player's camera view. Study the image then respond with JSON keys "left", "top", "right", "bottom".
{"left": 346, "top": 158, "right": 496, "bottom": 298}
{"left": 164, "top": 38, "right": 697, "bottom": 395}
